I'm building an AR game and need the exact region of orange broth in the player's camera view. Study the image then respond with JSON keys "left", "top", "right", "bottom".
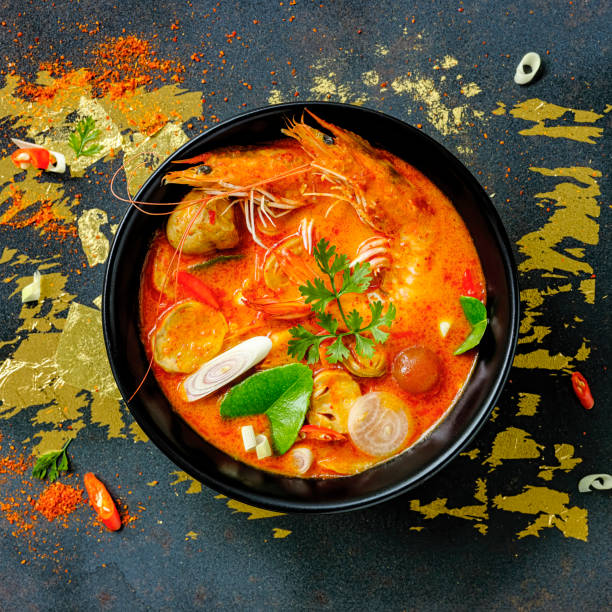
{"left": 139, "top": 136, "right": 484, "bottom": 478}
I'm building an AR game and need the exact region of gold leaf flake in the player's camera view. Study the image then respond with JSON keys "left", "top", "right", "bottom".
{"left": 484, "top": 427, "right": 544, "bottom": 469}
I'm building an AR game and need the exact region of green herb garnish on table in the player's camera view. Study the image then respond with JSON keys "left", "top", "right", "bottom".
{"left": 68, "top": 116, "right": 103, "bottom": 158}
{"left": 220, "top": 363, "right": 313, "bottom": 454}
{"left": 454, "top": 296, "right": 488, "bottom": 355}
{"left": 288, "top": 238, "right": 396, "bottom": 365}
{"left": 32, "top": 439, "right": 71, "bottom": 482}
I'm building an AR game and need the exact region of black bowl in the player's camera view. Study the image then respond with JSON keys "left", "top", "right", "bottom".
{"left": 102, "top": 102, "right": 519, "bottom": 513}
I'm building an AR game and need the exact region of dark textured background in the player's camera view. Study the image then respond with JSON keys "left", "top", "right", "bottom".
{"left": 0, "top": 1, "right": 610, "bottom": 610}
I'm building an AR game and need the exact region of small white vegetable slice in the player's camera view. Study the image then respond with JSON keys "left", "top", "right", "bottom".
{"left": 47, "top": 151, "right": 66, "bottom": 174}
{"left": 184, "top": 336, "right": 273, "bottom": 401}
{"left": 10, "top": 138, "right": 67, "bottom": 173}
{"left": 439, "top": 321, "right": 451, "bottom": 337}
{"left": 514, "top": 52, "right": 541, "bottom": 85}
{"left": 241, "top": 425, "right": 257, "bottom": 452}
{"left": 578, "top": 473, "right": 612, "bottom": 493}
{"left": 348, "top": 392, "right": 411, "bottom": 457}
{"left": 21, "top": 271, "right": 41, "bottom": 303}
{"left": 289, "top": 447, "right": 314, "bottom": 474}
{"left": 255, "top": 434, "right": 272, "bottom": 460}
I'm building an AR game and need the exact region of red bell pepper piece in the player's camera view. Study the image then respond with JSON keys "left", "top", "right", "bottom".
{"left": 11, "top": 147, "right": 51, "bottom": 170}
{"left": 177, "top": 270, "right": 220, "bottom": 309}
{"left": 299, "top": 424, "right": 346, "bottom": 442}
{"left": 462, "top": 268, "right": 481, "bottom": 298}
{"left": 571, "top": 371, "right": 594, "bottom": 410}
{"left": 83, "top": 472, "right": 122, "bottom": 531}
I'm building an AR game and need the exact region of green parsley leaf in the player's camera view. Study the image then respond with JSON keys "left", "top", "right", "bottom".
{"left": 454, "top": 296, "right": 488, "bottom": 355}
{"left": 339, "top": 261, "right": 371, "bottom": 295}
{"left": 326, "top": 337, "right": 351, "bottom": 362}
{"left": 288, "top": 238, "right": 396, "bottom": 365}
{"left": 31, "top": 440, "right": 71, "bottom": 482}
{"left": 68, "top": 116, "right": 103, "bottom": 159}
{"left": 300, "top": 277, "right": 335, "bottom": 313}
{"left": 220, "top": 364, "right": 313, "bottom": 454}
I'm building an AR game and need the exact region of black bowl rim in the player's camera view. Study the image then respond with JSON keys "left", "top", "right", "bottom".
{"left": 102, "top": 101, "right": 519, "bottom": 513}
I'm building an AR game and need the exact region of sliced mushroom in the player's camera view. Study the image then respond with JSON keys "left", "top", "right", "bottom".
{"left": 167, "top": 190, "right": 239, "bottom": 255}
{"left": 343, "top": 342, "right": 388, "bottom": 378}
{"left": 307, "top": 370, "right": 361, "bottom": 433}
{"left": 153, "top": 300, "right": 228, "bottom": 373}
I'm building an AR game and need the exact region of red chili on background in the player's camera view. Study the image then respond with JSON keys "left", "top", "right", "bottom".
{"left": 83, "top": 472, "right": 122, "bottom": 531}
{"left": 571, "top": 371, "right": 594, "bottom": 410}
{"left": 11, "top": 147, "right": 51, "bottom": 170}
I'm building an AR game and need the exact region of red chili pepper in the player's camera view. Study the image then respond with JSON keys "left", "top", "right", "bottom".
{"left": 208, "top": 208, "right": 216, "bottom": 225}
{"left": 83, "top": 472, "right": 122, "bottom": 531}
{"left": 11, "top": 147, "right": 51, "bottom": 170}
{"left": 177, "top": 270, "right": 220, "bottom": 309}
{"left": 571, "top": 371, "right": 594, "bottom": 410}
{"left": 462, "top": 268, "right": 480, "bottom": 298}
{"left": 299, "top": 424, "right": 346, "bottom": 442}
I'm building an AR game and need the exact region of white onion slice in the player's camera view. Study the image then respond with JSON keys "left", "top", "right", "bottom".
{"left": 348, "top": 392, "right": 411, "bottom": 457}
{"left": 289, "top": 447, "right": 314, "bottom": 474}
{"left": 514, "top": 52, "right": 541, "bottom": 85}
{"left": 578, "top": 473, "right": 612, "bottom": 493}
{"left": 183, "top": 336, "right": 272, "bottom": 401}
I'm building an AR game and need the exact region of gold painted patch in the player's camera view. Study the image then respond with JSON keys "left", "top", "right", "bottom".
{"left": 484, "top": 427, "right": 544, "bottom": 469}
{"left": 272, "top": 528, "right": 292, "bottom": 539}
{"left": 224, "top": 499, "right": 285, "bottom": 520}
{"left": 493, "top": 486, "right": 588, "bottom": 540}
{"left": 538, "top": 444, "right": 582, "bottom": 481}
{"left": 77, "top": 209, "right": 111, "bottom": 267}
{"left": 516, "top": 392, "right": 540, "bottom": 416}
{"left": 510, "top": 98, "right": 604, "bottom": 143}
{"left": 170, "top": 470, "right": 203, "bottom": 494}
{"left": 409, "top": 478, "right": 488, "bottom": 533}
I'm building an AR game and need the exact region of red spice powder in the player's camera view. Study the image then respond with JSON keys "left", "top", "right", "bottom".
{"left": 21, "top": 35, "right": 185, "bottom": 103}
{"left": 0, "top": 187, "right": 77, "bottom": 239}
{"left": 34, "top": 482, "right": 83, "bottom": 521}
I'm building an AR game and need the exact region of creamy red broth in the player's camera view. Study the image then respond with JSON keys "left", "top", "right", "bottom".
{"left": 139, "top": 132, "right": 484, "bottom": 478}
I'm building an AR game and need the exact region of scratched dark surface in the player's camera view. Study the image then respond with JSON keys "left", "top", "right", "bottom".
{"left": 0, "top": 1, "right": 610, "bottom": 610}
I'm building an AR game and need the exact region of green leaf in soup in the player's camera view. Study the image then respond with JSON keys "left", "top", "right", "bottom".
{"left": 454, "top": 319, "right": 488, "bottom": 355}
{"left": 459, "top": 296, "right": 487, "bottom": 326}
{"left": 220, "top": 363, "right": 314, "bottom": 454}
{"left": 266, "top": 370, "right": 314, "bottom": 454}
{"left": 220, "top": 363, "right": 310, "bottom": 417}
{"left": 188, "top": 254, "right": 245, "bottom": 271}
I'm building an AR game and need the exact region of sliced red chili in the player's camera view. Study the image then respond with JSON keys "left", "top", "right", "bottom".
{"left": 461, "top": 268, "right": 480, "bottom": 298}
{"left": 83, "top": 472, "right": 122, "bottom": 531}
{"left": 11, "top": 147, "right": 51, "bottom": 170}
{"left": 299, "top": 424, "right": 346, "bottom": 442}
{"left": 208, "top": 208, "right": 216, "bottom": 225}
{"left": 571, "top": 371, "right": 594, "bottom": 410}
{"left": 177, "top": 270, "right": 220, "bottom": 309}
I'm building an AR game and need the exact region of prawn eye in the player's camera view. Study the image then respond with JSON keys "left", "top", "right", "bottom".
{"left": 196, "top": 164, "right": 212, "bottom": 174}
{"left": 322, "top": 134, "right": 335, "bottom": 145}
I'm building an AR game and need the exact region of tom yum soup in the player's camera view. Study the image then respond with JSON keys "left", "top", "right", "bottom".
{"left": 139, "top": 112, "right": 487, "bottom": 478}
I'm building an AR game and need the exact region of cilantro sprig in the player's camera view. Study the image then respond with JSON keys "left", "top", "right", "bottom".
{"left": 288, "top": 238, "right": 396, "bottom": 364}
{"left": 68, "top": 116, "right": 103, "bottom": 158}
{"left": 32, "top": 439, "right": 71, "bottom": 483}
